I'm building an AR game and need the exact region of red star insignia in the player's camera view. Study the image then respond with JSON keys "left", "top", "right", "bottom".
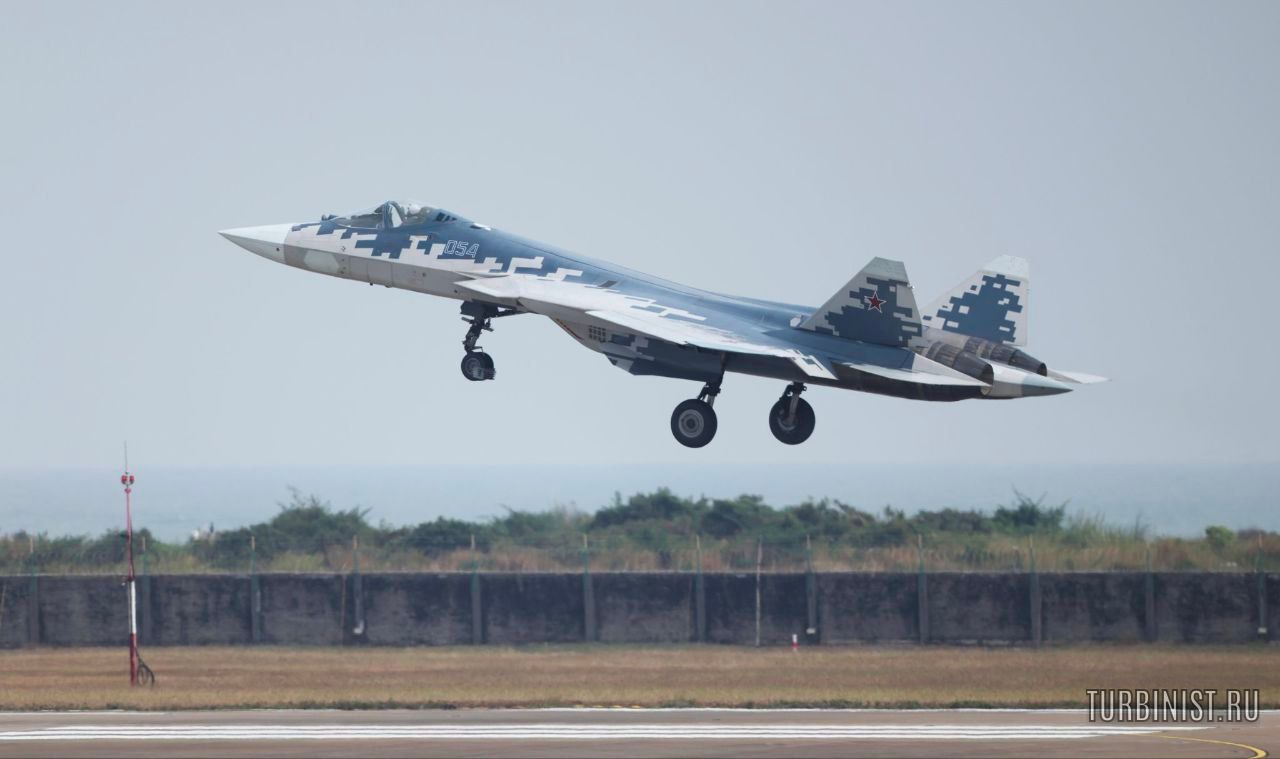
{"left": 865, "top": 291, "right": 885, "bottom": 312}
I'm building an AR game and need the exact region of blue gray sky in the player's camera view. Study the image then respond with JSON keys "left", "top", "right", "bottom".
{"left": 1, "top": 2, "right": 1277, "bottom": 527}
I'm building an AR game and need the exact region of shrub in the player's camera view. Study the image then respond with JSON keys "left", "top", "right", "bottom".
{"left": 1204, "top": 525, "right": 1235, "bottom": 552}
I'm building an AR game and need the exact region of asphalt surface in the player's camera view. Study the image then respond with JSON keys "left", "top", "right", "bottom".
{"left": 0, "top": 709, "right": 1273, "bottom": 758}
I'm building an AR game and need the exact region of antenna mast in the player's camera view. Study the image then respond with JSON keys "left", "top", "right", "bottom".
{"left": 120, "top": 444, "right": 153, "bottom": 686}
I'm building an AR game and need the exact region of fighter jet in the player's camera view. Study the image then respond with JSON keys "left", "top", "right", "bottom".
{"left": 221, "top": 200, "right": 1105, "bottom": 447}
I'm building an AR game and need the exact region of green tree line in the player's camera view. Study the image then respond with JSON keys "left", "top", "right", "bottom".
{"left": 2, "top": 488, "right": 1276, "bottom": 574}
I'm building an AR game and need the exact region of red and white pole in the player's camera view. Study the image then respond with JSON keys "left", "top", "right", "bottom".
{"left": 121, "top": 467, "right": 138, "bottom": 686}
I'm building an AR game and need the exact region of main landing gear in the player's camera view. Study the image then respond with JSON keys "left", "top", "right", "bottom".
{"left": 459, "top": 302, "right": 516, "bottom": 382}
{"left": 670, "top": 378, "right": 721, "bottom": 448}
{"left": 669, "top": 380, "right": 817, "bottom": 447}
{"left": 769, "top": 382, "right": 815, "bottom": 445}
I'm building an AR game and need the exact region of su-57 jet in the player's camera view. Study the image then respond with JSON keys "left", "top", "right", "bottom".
{"left": 221, "top": 201, "right": 1105, "bottom": 447}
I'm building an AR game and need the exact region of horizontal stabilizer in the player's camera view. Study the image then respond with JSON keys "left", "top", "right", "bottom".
{"left": 985, "top": 363, "right": 1073, "bottom": 398}
{"left": 1048, "top": 368, "right": 1109, "bottom": 385}
{"left": 796, "top": 257, "right": 923, "bottom": 347}
{"left": 923, "top": 255, "right": 1030, "bottom": 346}
{"left": 838, "top": 354, "right": 988, "bottom": 388}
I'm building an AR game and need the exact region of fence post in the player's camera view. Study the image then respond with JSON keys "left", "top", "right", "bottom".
{"left": 582, "top": 534, "right": 596, "bottom": 642}
{"left": 1144, "top": 545, "right": 1158, "bottom": 642}
{"left": 805, "top": 535, "right": 818, "bottom": 641}
{"left": 470, "top": 534, "right": 483, "bottom": 645}
{"left": 249, "top": 534, "right": 262, "bottom": 643}
{"left": 1256, "top": 537, "right": 1269, "bottom": 640}
{"left": 25, "top": 538, "right": 39, "bottom": 646}
{"left": 350, "top": 536, "right": 365, "bottom": 642}
{"left": 694, "top": 534, "right": 706, "bottom": 643}
{"left": 754, "top": 537, "right": 763, "bottom": 647}
{"left": 1029, "top": 537, "right": 1041, "bottom": 647}
{"left": 916, "top": 534, "right": 929, "bottom": 645}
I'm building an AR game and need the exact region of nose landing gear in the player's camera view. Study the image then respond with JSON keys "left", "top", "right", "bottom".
{"left": 460, "top": 351, "right": 495, "bottom": 382}
{"left": 459, "top": 302, "right": 516, "bottom": 382}
{"left": 769, "top": 382, "right": 815, "bottom": 445}
{"left": 670, "top": 378, "right": 722, "bottom": 448}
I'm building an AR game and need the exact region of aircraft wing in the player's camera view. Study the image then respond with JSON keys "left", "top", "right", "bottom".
{"left": 585, "top": 308, "right": 843, "bottom": 380}
{"left": 455, "top": 276, "right": 840, "bottom": 379}
{"left": 456, "top": 276, "right": 990, "bottom": 387}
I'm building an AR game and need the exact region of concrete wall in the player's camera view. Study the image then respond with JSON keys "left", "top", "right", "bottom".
{"left": 362, "top": 574, "right": 472, "bottom": 646}
{"left": 819, "top": 573, "right": 918, "bottom": 643}
{"left": 927, "top": 573, "right": 1032, "bottom": 644}
{"left": 1040, "top": 572, "right": 1147, "bottom": 642}
{"left": 147, "top": 575, "right": 253, "bottom": 645}
{"left": 481, "top": 574, "right": 585, "bottom": 645}
{"left": 258, "top": 574, "right": 345, "bottom": 646}
{"left": 0, "top": 575, "right": 35, "bottom": 649}
{"left": 593, "top": 573, "right": 696, "bottom": 643}
{"left": 36, "top": 576, "right": 126, "bottom": 646}
{"left": 0, "top": 571, "right": 1274, "bottom": 648}
{"left": 703, "top": 573, "right": 755, "bottom": 644}
{"left": 1154, "top": 573, "right": 1260, "bottom": 643}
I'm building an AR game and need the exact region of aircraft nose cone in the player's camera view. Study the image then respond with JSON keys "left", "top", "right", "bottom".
{"left": 218, "top": 224, "right": 292, "bottom": 263}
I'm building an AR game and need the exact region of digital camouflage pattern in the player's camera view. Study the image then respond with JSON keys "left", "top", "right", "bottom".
{"left": 222, "top": 201, "right": 1105, "bottom": 444}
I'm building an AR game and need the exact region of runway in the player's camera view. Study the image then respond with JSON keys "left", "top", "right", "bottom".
{"left": 0, "top": 709, "right": 1272, "bottom": 758}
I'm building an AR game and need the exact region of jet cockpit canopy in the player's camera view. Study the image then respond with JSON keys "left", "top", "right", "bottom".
{"left": 332, "top": 200, "right": 437, "bottom": 229}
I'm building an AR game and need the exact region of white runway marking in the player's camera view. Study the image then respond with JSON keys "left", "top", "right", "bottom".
{"left": 0, "top": 724, "right": 1208, "bottom": 742}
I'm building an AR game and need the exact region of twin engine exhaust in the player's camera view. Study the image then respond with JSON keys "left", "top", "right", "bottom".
{"left": 918, "top": 337, "right": 1070, "bottom": 398}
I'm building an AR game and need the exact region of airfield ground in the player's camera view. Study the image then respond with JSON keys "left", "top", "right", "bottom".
{"left": 1, "top": 644, "right": 1278, "bottom": 711}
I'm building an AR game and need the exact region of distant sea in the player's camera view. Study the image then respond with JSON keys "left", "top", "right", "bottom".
{"left": 0, "top": 463, "right": 1274, "bottom": 541}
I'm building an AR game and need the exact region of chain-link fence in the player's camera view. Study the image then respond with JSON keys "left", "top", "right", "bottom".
{"left": 4, "top": 529, "right": 1279, "bottom": 576}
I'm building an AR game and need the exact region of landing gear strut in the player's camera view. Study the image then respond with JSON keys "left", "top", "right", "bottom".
{"left": 459, "top": 302, "right": 515, "bottom": 382}
{"left": 670, "top": 377, "right": 722, "bottom": 448}
{"left": 769, "top": 382, "right": 815, "bottom": 445}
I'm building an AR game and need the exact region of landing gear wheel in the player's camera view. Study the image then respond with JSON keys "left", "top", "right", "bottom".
{"left": 460, "top": 351, "right": 495, "bottom": 381}
{"left": 769, "top": 396, "right": 815, "bottom": 445}
{"left": 458, "top": 302, "right": 516, "bottom": 382}
{"left": 671, "top": 399, "right": 718, "bottom": 448}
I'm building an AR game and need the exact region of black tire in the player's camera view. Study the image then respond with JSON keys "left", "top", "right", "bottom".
{"left": 670, "top": 399, "right": 718, "bottom": 448}
{"left": 460, "top": 352, "right": 495, "bottom": 381}
{"left": 769, "top": 397, "right": 815, "bottom": 444}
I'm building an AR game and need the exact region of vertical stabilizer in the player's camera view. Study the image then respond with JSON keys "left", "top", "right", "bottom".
{"left": 922, "top": 255, "right": 1030, "bottom": 346}
{"left": 795, "top": 257, "right": 923, "bottom": 347}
